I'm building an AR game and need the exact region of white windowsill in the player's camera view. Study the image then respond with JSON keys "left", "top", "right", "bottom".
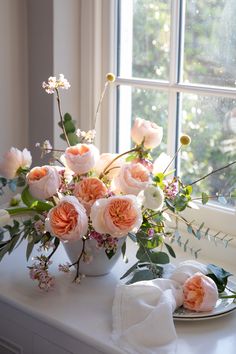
{"left": 0, "top": 238, "right": 235, "bottom": 354}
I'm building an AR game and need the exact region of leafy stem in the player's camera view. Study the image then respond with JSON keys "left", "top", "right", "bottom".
{"left": 55, "top": 88, "right": 70, "bottom": 147}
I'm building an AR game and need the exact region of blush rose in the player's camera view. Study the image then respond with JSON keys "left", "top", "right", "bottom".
{"left": 90, "top": 195, "right": 143, "bottom": 238}
{"left": 183, "top": 272, "right": 218, "bottom": 312}
{"left": 131, "top": 117, "right": 163, "bottom": 149}
{"left": 45, "top": 196, "right": 88, "bottom": 241}
{"left": 27, "top": 165, "right": 61, "bottom": 200}
{"left": 61, "top": 144, "right": 99, "bottom": 175}
{"left": 0, "top": 147, "right": 32, "bottom": 179}
{"left": 113, "top": 163, "right": 150, "bottom": 196}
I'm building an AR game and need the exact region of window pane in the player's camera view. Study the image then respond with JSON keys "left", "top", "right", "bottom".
{"left": 118, "top": 85, "right": 168, "bottom": 157}
{"left": 183, "top": 0, "right": 236, "bottom": 87}
{"left": 119, "top": 0, "right": 171, "bottom": 80}
{"left": 179, "top": 94, "right": 236, "bottom": 206}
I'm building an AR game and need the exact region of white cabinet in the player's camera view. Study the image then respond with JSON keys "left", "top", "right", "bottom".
{"left": 0, "top": 301, "right": 105, "bottom": 354}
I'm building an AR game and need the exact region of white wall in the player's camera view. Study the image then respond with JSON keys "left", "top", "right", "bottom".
{"left": 0, "top": 0, "right": 29, "bottom": 153}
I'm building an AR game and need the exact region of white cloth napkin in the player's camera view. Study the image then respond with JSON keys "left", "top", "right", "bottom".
{"left": 112, "top": 260, "right": 207, "bottom": 354}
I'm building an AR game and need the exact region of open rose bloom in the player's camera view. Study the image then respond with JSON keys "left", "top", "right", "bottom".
{"left": 183, "top": 273, "right": 218, "bottom": 312}
{"left": 0, "top": 74, "right": 230, "bottom": 291}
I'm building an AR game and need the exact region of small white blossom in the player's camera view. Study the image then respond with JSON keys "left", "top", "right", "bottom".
{"left": 42, "top": 74, "right": 70, "bottom": 94}
{"left": 138, "top": 185, "right": 164, "bottom": 211}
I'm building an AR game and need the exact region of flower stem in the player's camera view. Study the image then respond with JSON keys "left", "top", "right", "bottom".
{"left": 73, "top": 237, "right": 86, "bottom": 282}
{"left": 189, "top": 160, "right": 236, "bottom": 186}
{"left": 55, "top": 88, "right": 70, "bottom": 147}
{"left": 163, "top": 145, "right": 182, "bottom": 174}
{"left": 93, "top": 82, "right": 109, "bottom": 128}
{"left": 100, "top": 147, "right": 139, "bottom": 179}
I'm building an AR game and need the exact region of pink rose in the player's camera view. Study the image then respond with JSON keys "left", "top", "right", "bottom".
{"left": 94, "top": 153, "right": 124, "bottom": 179}
{"left": 73, "top": 177, "right": 107, "bottom": 214}
{"left": 45, "top": 196, "right": 88, "bottom": 241}
{"left": 27, "top": 165, "right": 61, "bottom": 200}
{"left": 113, "top": 163, "right": 150, "bottom": 195}
{"left": 61, "top": 144, "right": 99, "bottom": 175}
{"left": 90, "top": 195, "right": 143, "bottom": 238}
{"left": 183, "top": 272, "right": 218, "bottom": 312}
{"left": 131, "top": 117, "right": 163, "bottom": 149}
{"left": 0, "top": 147, "right": 32, "bottom": 179}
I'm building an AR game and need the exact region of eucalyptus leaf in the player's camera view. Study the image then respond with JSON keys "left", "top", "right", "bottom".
{"left": 127, "top": 269, "right": 156, "bottom": 284}
{"left": 120, "top": 261, "right": 139, "bottom": 280}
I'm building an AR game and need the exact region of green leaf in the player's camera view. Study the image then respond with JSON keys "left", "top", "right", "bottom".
{"left": 26, "top": 239, "right": 35, "bottom": 261}
{"left": 64, "top": 113, "right": 72, "bottom": 121}
{"left": 202, "top": 192, "right": 209, "bottom": 205}
{"left": 165, "top": 199, "right": 175, "bottom": 212}
{"left": 185, "top": 185, "right": 193, "bottom": 195}
{"left": 8, "top": 234, "right": 21, "bottom": 254}
{"left": 207, "top": 264, "right": 232, "bottom": 293}
{"left": 16, "top": 175, "right": 26, "bottom": 187}
{"left": 164, "top": 243, "right": 176, "bottom": 258}
{"left": 149, "top": 251, "right": 169, "bottom": 264}
{"left": 30, "top": 200, "right": 53, "bottom": 212}
{"left": 128, "top": 232, "right": 137, "bottom": 242}
{"left": 120, "top": 261, "right": 139, "bottom": 280}
{"left": 127, "top": 269, "right": 156, "bottom": 284}
{"left": 105, "top": 249, "right": 115, "bottom": 259}
{"left": 8, "top": 180, "right": 17, "bottom": 192}
{"left": 125, "top": 153, "right": 137, "bottom": 162}
{"left": 121, "top": 240, "right": 126, "bottom": 258}
{"left": 0, "top": 245, "right": 10, "bottom": 261}
{"left": 21, "top": 186, "right": 36, "bottom": 207}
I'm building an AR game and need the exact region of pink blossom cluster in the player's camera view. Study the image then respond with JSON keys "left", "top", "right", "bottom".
{"left": 90, "top": 231, "right": 118, "bottom": 253}
{"left": 29, "top": 256, "right": 55, "bottom": 291}
{"left": 163, "top": 179, "right": 178, "bottom": 199}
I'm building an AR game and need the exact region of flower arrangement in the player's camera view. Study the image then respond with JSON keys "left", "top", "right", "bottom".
{"left": 0, "top": 73, "right": 235, "bottom": 300}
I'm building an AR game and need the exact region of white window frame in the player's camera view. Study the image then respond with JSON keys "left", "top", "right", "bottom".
{"left": 79, "top": 0, "right": 236, "bottom": 241}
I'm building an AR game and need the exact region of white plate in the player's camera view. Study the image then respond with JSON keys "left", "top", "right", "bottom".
{"left": 173, "top": 281, "right": 236, "bottom": 321}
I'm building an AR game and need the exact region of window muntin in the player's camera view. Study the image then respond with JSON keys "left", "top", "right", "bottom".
{"left": 117, "top": 0, "right": 236, "bottom": 217}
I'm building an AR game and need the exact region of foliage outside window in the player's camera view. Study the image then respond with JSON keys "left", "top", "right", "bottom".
{"left": 117, "top": 0, "right": 236, "bottom": 209}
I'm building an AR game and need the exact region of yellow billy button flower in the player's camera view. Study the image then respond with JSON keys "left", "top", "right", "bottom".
{"left": 180, "top": 134, "right": 191, "bottom": 146}
{"left": 106, "top": 73, "right": 116, "bottom": 82}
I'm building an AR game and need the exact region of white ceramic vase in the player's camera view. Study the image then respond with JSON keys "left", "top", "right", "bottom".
{"left": 63, "top": 237, "right": 126, "bottom": 276}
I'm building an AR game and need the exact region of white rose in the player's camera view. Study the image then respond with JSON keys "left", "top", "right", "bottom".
{"left": 138, "top": 185, "right": 164, "bottom": 211}
{"left": 153, "top": 153, "right": 172, "bottom": 174}
{"left": 26, "top": 165, "right": 61, "bottom": 200}
{"left": 0, "top": 147, "right": 32, "bottom": 179}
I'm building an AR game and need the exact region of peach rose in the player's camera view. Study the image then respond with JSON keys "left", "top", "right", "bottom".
{"left": 0, "top": 147, "right": 32, "bottom": 179}
{"left": 94, "top": 153, "right": 124, "bottom": 179}
{"left": 90, "top": 195, "right": 143, "bottom": 238}
{"left": 73, "top": 177, "right": 107, "bottom": 213}
{"left": 113, "top": 163, "right": 150, "bottom": 196}
{"left": 45, "top": 196, "right": 88, "bottom": 241}
{"left": 131, "top": 117, "right": 163, "bottom": 149}
{"left": 61, "top": 144, "right": 99, "bottom": 175}
{"left": 27, "top": 165, "right": 61, "bottom": 200}
{"left": 183, "top": 272, "right": 218, "bottom": 312}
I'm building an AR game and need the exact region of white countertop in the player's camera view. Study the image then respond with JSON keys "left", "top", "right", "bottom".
{"left": 0, "top": 239, "right": 236, "bottom": 354}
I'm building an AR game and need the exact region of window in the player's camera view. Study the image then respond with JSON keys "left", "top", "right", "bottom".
{"left": 115, "top": 0, "right": 236, "bottom": 235}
